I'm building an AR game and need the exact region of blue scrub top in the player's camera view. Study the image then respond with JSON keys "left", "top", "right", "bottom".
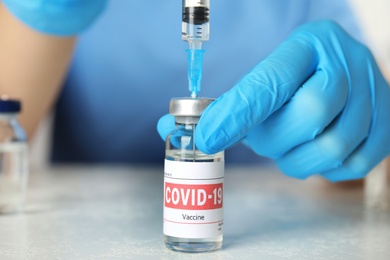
{"left": 51, "top": 0, "right": 362, "bottom": 165}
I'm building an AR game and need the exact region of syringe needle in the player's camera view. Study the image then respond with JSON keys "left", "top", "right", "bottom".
{"left": 191, "top": 90, "right": 197, "bottom": 99}
{"left": 187, "top": 48, "right": 205, "bottom": 98}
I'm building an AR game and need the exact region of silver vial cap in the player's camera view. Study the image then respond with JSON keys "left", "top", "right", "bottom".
{"left": 169, "top": 97, "right": 214, "bottom": 124}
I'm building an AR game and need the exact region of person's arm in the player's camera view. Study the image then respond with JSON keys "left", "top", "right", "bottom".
{"left": 0, "top": 3, "right": 75, "bottom": 138}
{"left": 0, "top": 0, "right": 107, "bottom": 139}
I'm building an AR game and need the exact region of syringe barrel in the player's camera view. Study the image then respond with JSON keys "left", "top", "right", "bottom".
{"left": 182, "top": 0, "right": 210, "bottom": 43}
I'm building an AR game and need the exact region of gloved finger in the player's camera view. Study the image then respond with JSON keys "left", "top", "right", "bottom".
{"left": 275, "top": 44, "right": 376, "bottom": 179}
{"left": 320, "top": 81, "right": 390, "bottom": 182}
{"left": 157, "top": 114, "right": 175, "bottom": 141}
{"left": 276, "top": 96, "right": 371, "bottom": 179}
{"left": 196, "top": 36, "right": 317, "bottom": 154}
{"left": 243, "top": 69, "right": 347, "bottom": 159}
{"left": 320, "top": 131, "right": 386, "bottom": 182}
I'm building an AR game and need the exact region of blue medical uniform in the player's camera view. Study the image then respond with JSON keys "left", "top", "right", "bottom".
{"left": 51, "top": 0, "right": 362, "bottom": 165}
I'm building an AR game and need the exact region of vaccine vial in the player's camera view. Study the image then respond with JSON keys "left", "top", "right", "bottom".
{"left": 164, "top": 97, "right": 224, "bottom": 252}
{"left": 0, "top": 97, "right": 28, "bottom": 214}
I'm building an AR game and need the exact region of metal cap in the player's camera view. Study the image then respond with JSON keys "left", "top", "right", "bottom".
{"left": 0, "top": 96, "right": 21, "bottom": 113}
{"left": 169, "top": 97, "right": 214, "bottom": 116}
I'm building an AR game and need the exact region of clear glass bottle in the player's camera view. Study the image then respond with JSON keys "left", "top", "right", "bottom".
{"left": 164, "top": 97, "right": 224, "bottom": 252}
{"left": 0, "top": 97, "right": 28, "bottom": 213}
{"left": 364, "top": 158, "right": 390, "bottom": 210}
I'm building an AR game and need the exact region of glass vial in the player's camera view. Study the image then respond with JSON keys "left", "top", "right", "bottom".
{"left": 164, "top": 97, "right": 224, "bottom": 252}
{"left": 0, "top": 97, "right": 28, "bottom": 214}
{"left": 364, "top": 158, "right": 390, "bottom": 210}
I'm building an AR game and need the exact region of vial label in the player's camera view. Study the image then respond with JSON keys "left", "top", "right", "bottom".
{"left": 164, "top": 159, "right": 224, "bottom": 239}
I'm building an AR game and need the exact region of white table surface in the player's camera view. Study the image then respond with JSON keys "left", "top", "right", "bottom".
{"left": 0, "top": 164, "right": 389, "bottom": 260}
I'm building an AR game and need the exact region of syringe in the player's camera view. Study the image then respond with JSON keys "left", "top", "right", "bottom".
{"left": 182, "top": 0, "right": 210, "bottom": 98}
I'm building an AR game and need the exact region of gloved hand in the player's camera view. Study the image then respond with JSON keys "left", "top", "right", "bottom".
{"left": 3, "top": 0, "right": 107, "bottom": 36}
{"left": 158, "top": 20, "right": 390, "bottom": 182}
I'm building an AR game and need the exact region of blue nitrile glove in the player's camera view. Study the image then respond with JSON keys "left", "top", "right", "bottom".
{"left": 158, "top": 20, "right": 390, "bottom": 182}
{"left": 3, "top": 0, "right": 107, "bottom": 36}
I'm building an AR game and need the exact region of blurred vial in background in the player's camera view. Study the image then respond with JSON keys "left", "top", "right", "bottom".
{"left": 0, "top": 97, "right": 28, "bottom": 214}
{"left": 364, "top": 159, "right": 390, "bottom": 211}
